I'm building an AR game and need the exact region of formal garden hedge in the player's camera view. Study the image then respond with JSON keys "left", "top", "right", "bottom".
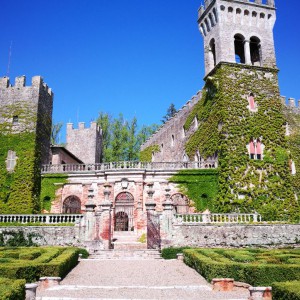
{"left": 183, "top": 248, "right": 300, "bottom": 286}
{"left": 0, "top": 247, "right": 80, "bottom": 282}
{"left": 0, "top": 278, "right": 25, "bottom": 300}
{"left": 273, "top": 281, "right": 300, "bottom": 300}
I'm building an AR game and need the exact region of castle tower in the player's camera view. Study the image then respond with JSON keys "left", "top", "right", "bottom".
{"left": 66, "top": 122, "right": 102, "bottom": 164}
{"left": 198, "top": 0, "right": 276, "bottom": 76}
{"left": 0, "top": 76, "right": 53, "bottom": 213}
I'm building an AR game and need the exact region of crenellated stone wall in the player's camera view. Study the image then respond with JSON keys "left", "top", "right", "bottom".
{"left": 66, "top": 121, "right": 102, "bottom": 164}
{"left": 140, "top": 92, "right": 202, "bottom": 162}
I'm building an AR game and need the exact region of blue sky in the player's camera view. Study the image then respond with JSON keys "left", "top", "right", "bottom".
{"left": 0, "top": 0, "right": 299, "bottom": 142}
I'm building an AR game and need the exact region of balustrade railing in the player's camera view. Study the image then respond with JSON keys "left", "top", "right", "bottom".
{"left": 41, "top": 161, "right": 213, "bottom": 173}
{"left": 0, "top": 214, "right": 83, "bottom": 224}
{"left": 175, "top": 213, "right": 261, "bottom": 224}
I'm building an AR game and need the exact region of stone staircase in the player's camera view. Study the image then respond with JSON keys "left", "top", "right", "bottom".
{"left": 88, "top": 249, "right": 161, "bottom": 260}
{"left": 87, "top": 231, "right": 161, "bottom": 260}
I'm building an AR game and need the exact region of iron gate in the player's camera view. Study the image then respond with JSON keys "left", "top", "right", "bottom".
{"left": 147, "top": 210, "right": 161, "bottom": 249}
{"left": 114, "top": 192, "right": 134, "bottom": 231}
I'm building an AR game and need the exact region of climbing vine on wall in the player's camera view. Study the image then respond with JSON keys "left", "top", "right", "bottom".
{"left": 169, "top": 169, "right": 218, "bottom": 212}
{"left": 140, "top": 145, "right": 160, "bottom": 162}
{"left": 40, "top": 174, "right": 68, "bottom": 212}
{"left": 184, "top": 63, "right": 299, "bottom": 221}
{"left": 0, "top": 103, "right": 41, "bottom": 214}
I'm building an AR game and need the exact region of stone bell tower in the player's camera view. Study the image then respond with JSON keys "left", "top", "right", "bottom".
{"left": 198, "top": 0, "right": 276, "bottom": 76}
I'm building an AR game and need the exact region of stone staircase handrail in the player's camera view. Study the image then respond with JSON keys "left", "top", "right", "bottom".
{"left": 175, "top": 213, "right": 261, "bottom": 224}
{"left": 0, "top": 214, "right": 83, "bottom": 224}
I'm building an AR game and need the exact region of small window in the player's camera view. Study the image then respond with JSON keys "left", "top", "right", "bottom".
{"left": 182, "top": 127, "right": 186, "bottom": 138}
{"left": 194, "top": 117, "right": 199, "bottom": 129}
{"left": 260, "top": 13, "right": 265, "bottom": 19}
{"left": 171, "top": 135, "right": 175, "bottom": 147}
{"left": 234, "top": 34, "right": 246, "bottom": 64}
{"left": 252, "top": 11, "right": 257, "bottom": 17}
{"left": 12, "top": 116, "right": 19, "bottom": 124}
{"left": 220, "top": 5, "right": 225, "bottom": 11}
{"left": 244, "top": 10, "right": 249, "bottom": 16}
{"left": 6, "top": 150, "right": 17, "bottom": 172}
{"left": 236, "top": 8, "right": 242, "bottom": 14}
{"left": 228, "top": 7, "right": 233, "bottom": 13}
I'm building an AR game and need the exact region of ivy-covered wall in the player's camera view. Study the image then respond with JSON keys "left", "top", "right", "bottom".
{"left": 184, "top": 63, "right": 299, "bottom": 221}
{"left": 140, "top": 144, "right": 160, "bottom": 162}
{"left": 284, "top": 108, "right": 300, "bottom": 200}
{"left": 0, "top": 133, "right": 41, "bottom": 213}
{"left": 40, "top": 174, "right": 68, "bottom": 212}
{"left": 169, "top": 169, "right": 218, "bottom": 212}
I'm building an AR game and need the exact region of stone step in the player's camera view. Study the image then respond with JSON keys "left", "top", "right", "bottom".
{"left": 112, "top": 241, "right": 147, "bottom": 250}
{"left": 88, "top": 249, "right": 161, "bottom": 260}
{"left": 36, "top": 284, "right": 249, "bottom": 300}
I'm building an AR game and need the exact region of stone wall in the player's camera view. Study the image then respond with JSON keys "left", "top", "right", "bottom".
{"left": 0, "top": 76, "right": 53, "bottom": 165}
{"left": 66, "top": 121, "right": 102, "bottom": 164}
{"left": 165, "top": 223, "right": 300, "bottom": 248}
{"left": 141, "top": 92, "right": 202, "bottom": 162}
{"left": 198, "top": 0, "right": 277, "bottom": 76}
{"left": 0, "top": 226, "right": 83, "bottom": 247}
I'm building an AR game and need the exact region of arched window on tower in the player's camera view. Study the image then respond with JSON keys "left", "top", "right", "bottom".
{"left": 234, "top": 34, "right": 246, "bottom": 64}
{"left": 250, "top": 36, "right": 261, "bottom": 66}
{"left": 209, "top": 39, "right": 217, "bottom": 68}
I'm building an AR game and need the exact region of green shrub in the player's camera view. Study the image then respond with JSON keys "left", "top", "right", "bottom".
{"left": 273, "top": 281, "right": 300, "bottom": 300}
{"left": 0, "top": 247, "right": 80, "bottom": 282}
{"left": 0, "top": 278, "right": 25, "bottom": 300}
{"left": 183, "top": 248, "right": 300, "bottom": 286}
{"left": 161, "top": 247, "right": 191, "bottom": 259}
{"left": 78, "top": 248, "right": 89, "bottom": 259}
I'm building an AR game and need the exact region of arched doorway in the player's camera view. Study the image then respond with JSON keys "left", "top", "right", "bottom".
{"left": 62, "top": 196, "right": 81, "bottom": 214}
{"left": 114, "top": 192, "right": 134, "bottom": 231}
{"left": 171, "top": 193, "right": 190, "bottom": 214}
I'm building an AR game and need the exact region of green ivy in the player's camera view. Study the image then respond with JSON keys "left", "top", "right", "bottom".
{"left": 0, "top": 133, "right": 41, "bottom": 213}
{"left": 169, "top": 169, "right": 218, "bottom": 212}
{"left": 140, "top": 144, "right": 160, "bottom": 162}
{"left": 40, "top": 174, "right": 68, "bottom": 212}
{"left": 183, "top": 63, "right": 299, "bottom": 221}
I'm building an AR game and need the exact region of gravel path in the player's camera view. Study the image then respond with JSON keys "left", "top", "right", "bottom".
{"left": 36, "top": 259, "right": 250, "bottom": 300}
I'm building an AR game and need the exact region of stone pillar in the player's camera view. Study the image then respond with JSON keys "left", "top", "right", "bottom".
{"left": 160, "top": 188, "right": 174, "bottom": 247}
{"left": 99, "top": 184, "right": 112, "bottom": 249}
{"left": 39, "top": 277, "right": 61, "bottom": 290}
{"left": 249, "top": 287, "right": 272, "bottom": 300}
{"left": 212, "top": 278, "right": 234, "bottom": 292}
{"left": 84, "top": 187, "right": 96, "bottom": 241}
{"left": 25, "top": 283, "right": 38, "bottom": 300}
{"left": 244, "top": 40, "right": 251, "bottom": 65}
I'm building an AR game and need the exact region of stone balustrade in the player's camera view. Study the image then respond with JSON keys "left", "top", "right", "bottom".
{"left": 0, "top": 214, "right": 83, "bottom": 224}
{"left": 41, "top": 161, "right": 210, "bottom": 174}
{"left": 175, "top": 213, "right": 261, "bottom": 224}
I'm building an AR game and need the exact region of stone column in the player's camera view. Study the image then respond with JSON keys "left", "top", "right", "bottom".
{"left": 160, "top": 187, "right": 174, "bottom": 247}
{"left": 84, "top": 187, "right": 96, "bottom": 241}
{"left": 244, "top": 40, "right": 251, "bottom": 65}
{"left": 99, "top": 184, "right": 112, "bottom": 249}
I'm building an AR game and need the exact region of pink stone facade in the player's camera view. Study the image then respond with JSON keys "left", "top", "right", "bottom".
{"left": 50, "top": 170, "right": 193, "bottom": 234}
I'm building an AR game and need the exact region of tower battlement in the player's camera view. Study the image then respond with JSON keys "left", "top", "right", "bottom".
{"left": 198, "top": 0, "right": 277, "bottom": 76}
{"left": 0, "top": 76, "right": 53, "bottom": 96}
{"left": 282, "top": 96, "right": 300, "bottom": 114}
{"left": 66, "top": 121, "right": 102, "bottom": 164}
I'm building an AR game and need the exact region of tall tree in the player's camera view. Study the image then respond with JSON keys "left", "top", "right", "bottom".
{"left": 97, "top": 112, "right": 112, "bottom": 162}
{"left": 51, "top": 122, "right": 63, "bottom": 145}
{"left": 127, "top": 117, "right": 138, "bottom": 161}
{"left": 161, "top": 103, "right": 177, "bottom": 124}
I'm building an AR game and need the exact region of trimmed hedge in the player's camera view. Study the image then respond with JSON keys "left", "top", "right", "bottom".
{"left": 183, "top": 248, "right": 300, "bottom": 286}
{"left": 0, "top": 278, "right": 25, "bottom": 300}
{"left": 273, "top": 281, "right": 300, "bottom": 300}
{"left": 0, "top": 247, "right": 80, "bottom": 282}
{"left": 161, "top": 247, "right": 191, "bottom": 260}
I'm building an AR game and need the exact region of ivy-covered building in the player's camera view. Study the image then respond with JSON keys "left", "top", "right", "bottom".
{"left": 0, "top": 76, "right": 53, "bottom": 213}
{"left": 141, "top": 0, "right": 300, "bottom": 221}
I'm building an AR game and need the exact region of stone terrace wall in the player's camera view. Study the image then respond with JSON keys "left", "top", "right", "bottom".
{"left": 141, "top": 91, "right": 202, "bottom": 162}
{"left": 165, "top": 224, "right": 300, "bottom": 248}
{"left": 0, "top": 226, "right": 84, "bottom": 247}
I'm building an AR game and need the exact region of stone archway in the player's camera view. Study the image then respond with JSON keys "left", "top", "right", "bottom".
{"left": 114, "top": 192, "right": 134, "bottom": 231}
{"left": 171, "top": 193, "right": 189, "bottom": 214}
{"left": 62, "top": 195, "right": 81, "bottom": 214}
